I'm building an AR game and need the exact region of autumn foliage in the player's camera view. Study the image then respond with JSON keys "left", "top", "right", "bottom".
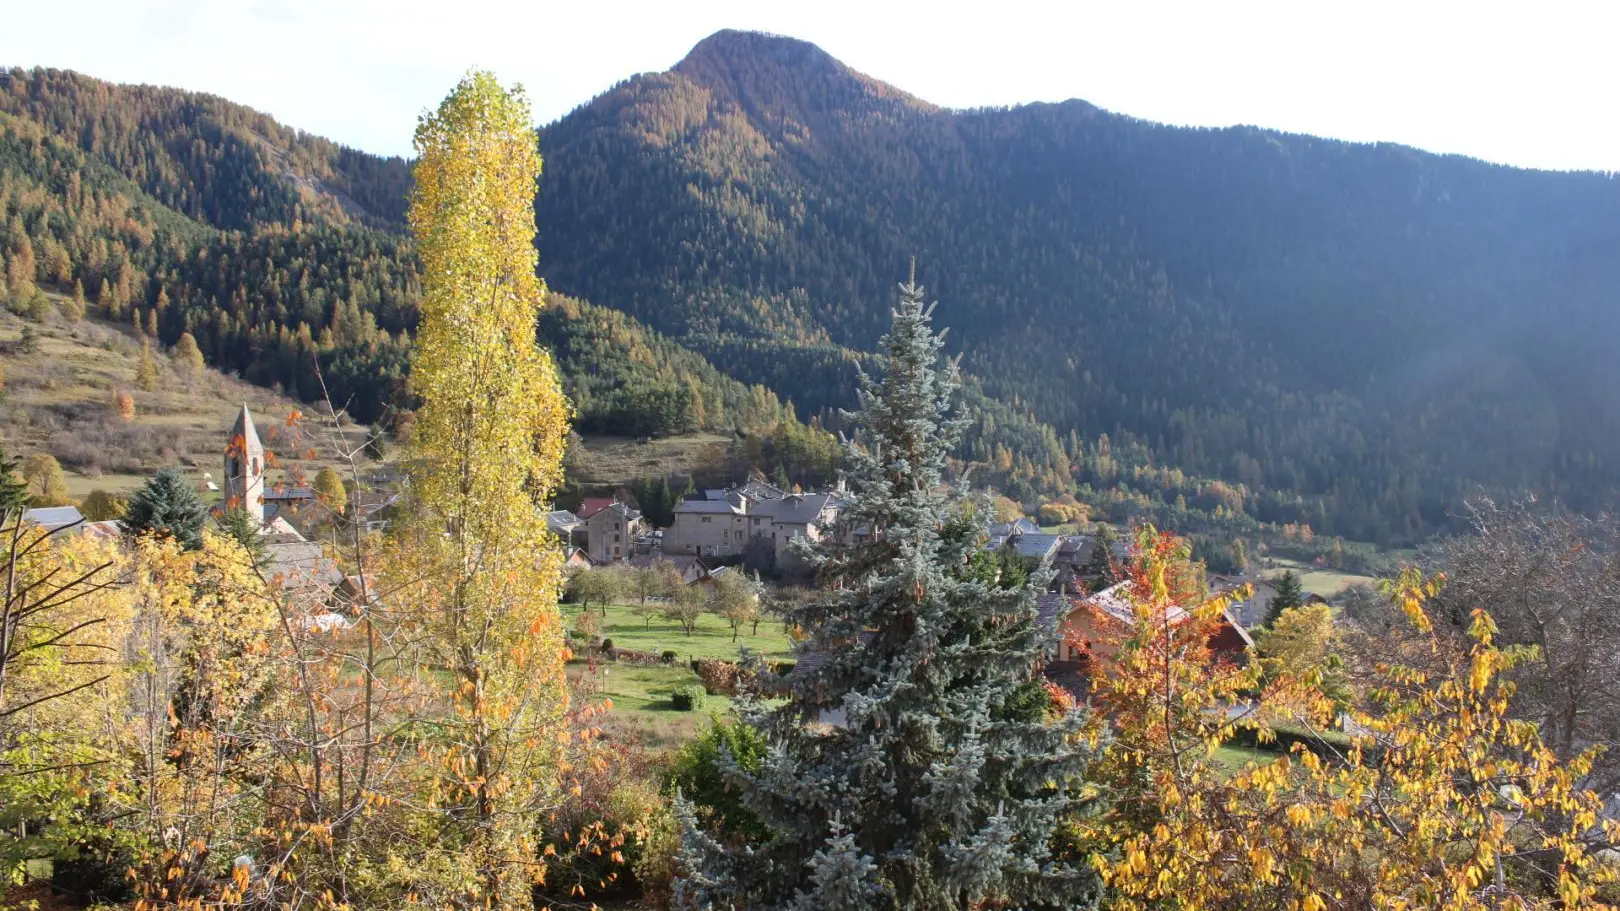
{"left": 1076, "top": 526, "right": 1619, "bottom": 910}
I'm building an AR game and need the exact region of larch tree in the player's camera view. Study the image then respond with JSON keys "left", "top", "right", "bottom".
{"left": 390, "top": 70, "right": 573, "bottom": 911}
{"left": 173, "top": 331, "right": 205, "bottom": 377}
{"left": 134, "top": 338, "right": 159, "bottom": 392}
{"left": 676, "top": 276, "right": 1099, "bottom": 910}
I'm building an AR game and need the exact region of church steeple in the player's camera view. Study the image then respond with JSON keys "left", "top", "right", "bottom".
{"left": 225, "top": 404, "right": 265, "bottom": 523}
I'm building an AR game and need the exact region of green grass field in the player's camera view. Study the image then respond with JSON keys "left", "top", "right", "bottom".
{"left": 1212, "top": 743, "right": 1279, "bottom": 773}
{"left": 562, "top": 600, "right": 797, "bottom": 661}
{"left": 1263, "top": 558, "right": 1378, "bottom": 598}
{"left": 569, "top": 660, "right": 735, "bottom": 749}
{"left": 561, "top": 601, "right": 796, "bottom": 749}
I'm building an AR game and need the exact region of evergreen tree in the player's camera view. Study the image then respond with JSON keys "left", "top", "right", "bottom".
{"left": 1085, "top": 523, "right": 1118, "bottom": 590}
{"left": 123, "top": 468, "right": 208, "bottom": 550}
{"left": 676, "top": 276, "right": 1098, "bottom": 910}
{"left": 1264, "top": 569, "right": 1305, "bottom": 627}
{"left": 134, "top": 339, "right": 159, "bottom": 392}
{"left": 215, "top": 506, "right": 267, "bottom": 567}
{"left": 173, "top": 331, "right": 205, "bottom": 376}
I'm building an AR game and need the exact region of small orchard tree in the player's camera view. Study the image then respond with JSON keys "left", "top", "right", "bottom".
{"left": 662, "top": 583, "right": 706, "bottom": 637}
{"left": 710, "top": 571, "right": 760, "bottom": 642}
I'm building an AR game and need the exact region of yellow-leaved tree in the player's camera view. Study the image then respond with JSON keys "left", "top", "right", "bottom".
{"left": 1077, "top": 527, "right": 1619, "bottom": 910}
{"left": 391, "top": 70, "right": 572, "bottom": 911}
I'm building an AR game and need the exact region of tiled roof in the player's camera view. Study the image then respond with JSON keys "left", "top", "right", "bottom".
{"left": 578, "top": 497, "right": 615, "bottom": 519}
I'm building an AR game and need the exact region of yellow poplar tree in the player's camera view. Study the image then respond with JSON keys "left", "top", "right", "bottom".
{"left": 394, "top": 70, "right": 572, "bottom": 911}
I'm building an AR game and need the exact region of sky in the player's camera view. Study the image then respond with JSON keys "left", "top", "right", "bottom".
{"left": 4, "top": 0, "right": 1618, "bottom": 172}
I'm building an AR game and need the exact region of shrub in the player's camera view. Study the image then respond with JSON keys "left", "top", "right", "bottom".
{"left": 600, "top": 637, "right": 615, "bottom": 656}
{"left": 664, "top": 717, "right": 770, "bottom": 842}
{"left": 670, "top": 685, "right": 705, "bottom": 711}
{"left": 693, "top": 658, "right": 743, "bottom": 696}
{"left": 661, "top": 649, "right": 679, "bottom": 663}
{"left": 80, "top": 489, "right": 128, "bottom": 521}
{"left": 534, "top": 751, "right": 675, "bottom": 906}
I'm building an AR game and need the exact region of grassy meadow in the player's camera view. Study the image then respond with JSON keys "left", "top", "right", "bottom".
{"left": 0, "top": 302, "right": 376, "bottom": 499}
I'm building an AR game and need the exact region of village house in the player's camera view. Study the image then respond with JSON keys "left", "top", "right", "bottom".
{"left": 662, "top": 479, "right": 842, "bottom": 566}
{"left": 1210, "top": 575, "right": 1279, "bottom": 629}
{"left": 1038, "top": 582, "right": 1253, "bottom": 699}
{"left": 581, "top": 498, "right": 643, "bottom": 564}
{"left": 984, "top": 521, "right": 1098, "bottom": 594}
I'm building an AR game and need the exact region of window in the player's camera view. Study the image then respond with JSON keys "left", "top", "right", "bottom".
{"left": 701, "top": 516, "right": 712, "bottom": 524}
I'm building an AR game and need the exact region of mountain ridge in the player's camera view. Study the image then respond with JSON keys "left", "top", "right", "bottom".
{"left": 7, "top": 34, "right": 1620, "bottom": 546}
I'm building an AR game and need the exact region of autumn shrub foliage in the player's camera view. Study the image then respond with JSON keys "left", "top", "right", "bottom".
{"left": 1076, "top": 525, "right": 1619, "bottom": 911}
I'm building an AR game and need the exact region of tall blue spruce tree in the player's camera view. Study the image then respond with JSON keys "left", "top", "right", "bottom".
{"left": 676, "top": 275, "right": 1099, "bottom": 910}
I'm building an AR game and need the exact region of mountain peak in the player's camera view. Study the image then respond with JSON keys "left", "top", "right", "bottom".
{"left": 675, "top": 29, "right": 837, "bottom": 75}
{"left": 673, "top": 29, "right": 933, "bottom": 116}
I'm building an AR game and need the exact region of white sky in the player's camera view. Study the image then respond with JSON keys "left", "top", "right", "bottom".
{"left": 4, "top": 0, "right": 1618, "bottom": 171}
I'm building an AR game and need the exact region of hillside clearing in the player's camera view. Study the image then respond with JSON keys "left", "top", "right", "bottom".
{"left": 0, "top": 304, "right": 376, "bottom": 497}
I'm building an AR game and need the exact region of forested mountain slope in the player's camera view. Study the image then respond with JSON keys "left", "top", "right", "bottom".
{"left": 536, "top": 29, "right": 1620, "bottom": 542}
{"left": 7, "top": 36, "right": 1620, "bottom": 545}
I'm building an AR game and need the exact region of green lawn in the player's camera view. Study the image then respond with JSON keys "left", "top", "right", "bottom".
{"left": 561, "top": 601, "right": 793, "bottom": 750}
{"left": 563, "top": 600, "right": 796, "bottom": 661}
{"left": 569, "top": 660, "right": 735, "bottom": 750}
{"left": 1212, "top": 743, "right": 1279, "bottom": 773}
{"left": 1263, "top": 558, "right": 1378, "bottom": 599}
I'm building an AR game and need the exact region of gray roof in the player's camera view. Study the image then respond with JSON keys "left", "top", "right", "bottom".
{"left": 753, "top": 492, "right": 834, "bottom": 525}
{"left": 736, "top": 479, "right": 788, "bottom": 500}
{"left": 265, "top": 540, "right": 345, "bottom": 594}
{"left": 265, "top": 487, "right": 315, "bottom": 501}
{"left": 545, "top": 510, "right": 581, "bottom": 532}
{"left": 675, "top": 498, "right": 744, "bottom": 515}
{"left": 989, "top": 518, "right": 1040, "bottom": 538}
{"left": 21, "top": 506, "right": 85, "bottom": 532}
{"left": 1011, "top": 533, "right": 1063, "bottom": 561}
